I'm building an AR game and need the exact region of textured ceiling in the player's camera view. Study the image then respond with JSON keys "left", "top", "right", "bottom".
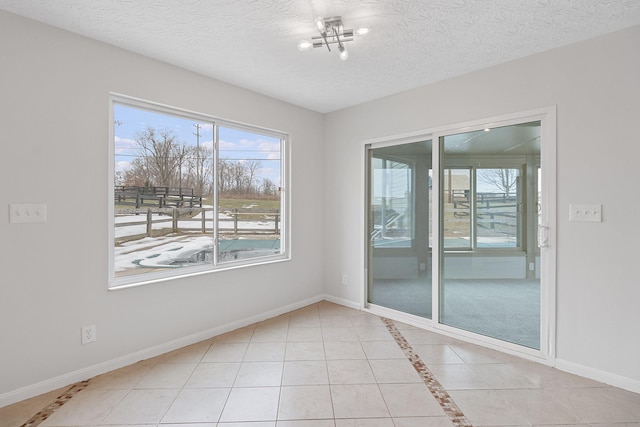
{"left": 1, "top": 0, "right": 640, "bottom": 112}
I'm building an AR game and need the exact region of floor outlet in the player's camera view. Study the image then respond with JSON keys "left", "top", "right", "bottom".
{"left": 82, "top": 325, "right": 96, "bottom": 344}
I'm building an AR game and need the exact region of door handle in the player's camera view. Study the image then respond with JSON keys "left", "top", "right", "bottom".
{"left": 537, "top": 225, "right": 549, "bottom": 248}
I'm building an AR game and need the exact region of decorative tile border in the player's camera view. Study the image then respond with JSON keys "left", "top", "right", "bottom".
{"left": 382, "top": 317, "right": 473, "bottom": 427}
{"left": 19, "top": 380, "right": 91, "bottom": 427}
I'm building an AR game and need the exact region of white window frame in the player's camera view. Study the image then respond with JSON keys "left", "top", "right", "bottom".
{"left": 108, "top": 93, "right": 290, "bottom": 289}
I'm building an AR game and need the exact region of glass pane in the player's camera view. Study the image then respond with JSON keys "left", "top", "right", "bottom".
{"left": 476, "top": 168, "right": 520, "bottom": 248}
{"left": 443, "top": 168, "right": 471, "bottom": 249}
{"left": 113, "top": 103, "right": 215, "bottom": 278}
{"left": 371, "top": 158, "right": 413, "bottom": 248}
{"left": 440, "top": 122, "right": 541, "bottom": 349}
{"left": 368, "top": 140, "right": 432, "bottom": 319}
{"left": 217, "top": 126, "right": 282, "bottom": 262}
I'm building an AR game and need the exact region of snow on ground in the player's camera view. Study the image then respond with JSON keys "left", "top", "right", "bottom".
{"left": 114, "top": 210, "right": 280, "bottom": 272}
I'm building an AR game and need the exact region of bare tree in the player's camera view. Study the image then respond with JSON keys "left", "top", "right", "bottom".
{"left": 478, "top": 168, "right": 518, "bottom": 196}
{"left": 134, "top": 126, "right": 185, "bottom": 187}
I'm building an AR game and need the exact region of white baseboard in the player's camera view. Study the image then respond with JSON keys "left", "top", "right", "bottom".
{"left": 555, "top": 358, "right": 640, "bottom": 394}
{"left": 322, "top": 294, "right": 361, "bottom": 310}
{"left": 0, "top": 294, "right": 325, "bottom": 409}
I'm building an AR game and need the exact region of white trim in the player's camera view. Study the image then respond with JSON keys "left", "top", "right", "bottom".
{"left": 323, "top": 294, "right": 362, "bottom": 310}
{"left": 108, "top": 93, "right": 290, "bottom": 289}
{"left": 555, "top": 358, "right": 640, "bottom": 394}
{"left": 362, "top": 106, "right": 557, "bottom": 363}
{"left": 0, "top": 294, "right": 324, "bottom": 409}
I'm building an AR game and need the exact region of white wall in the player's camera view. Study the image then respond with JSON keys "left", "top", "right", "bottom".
{"left": 324, "top": 26, "right": 640, "bottom": 390}
{"left": 0, "top": 10, "right": 325, "bottom": 403}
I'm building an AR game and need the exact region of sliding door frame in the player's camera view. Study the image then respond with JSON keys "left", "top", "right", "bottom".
{"left": 363, "top": 106, "right": 556, "bottom": 363}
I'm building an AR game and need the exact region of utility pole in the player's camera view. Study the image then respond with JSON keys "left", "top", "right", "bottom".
{"left": 193, "top": 124, "right": 201, "bottom": 194}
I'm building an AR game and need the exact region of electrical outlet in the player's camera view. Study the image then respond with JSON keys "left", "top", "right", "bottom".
{"left": 341, "top": 274, "right": 348, "bottom": 285}
{"left": 81, "top": 325, "right": 96, "bottom": 344}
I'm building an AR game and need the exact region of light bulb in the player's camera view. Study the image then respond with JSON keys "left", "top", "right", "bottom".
{"left": 315, "top": 17, "right": 326, "bottom": 34}
{"left": 298, "top": 40, "right": 312, "bottom": 51}
{"left": 356, "top": 27, "right": 370, "bottom": 36}
{"left": 339, "top": 46, "right": 349, "bottom": 60}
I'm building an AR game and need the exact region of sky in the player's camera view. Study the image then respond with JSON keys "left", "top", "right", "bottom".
{"left": 113, "top": 102, "right": 282, "bottom": 186}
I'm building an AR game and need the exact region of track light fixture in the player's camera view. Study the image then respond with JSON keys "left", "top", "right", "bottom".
{"left": 298, "top": 16, "right": 368, "bottom": 60}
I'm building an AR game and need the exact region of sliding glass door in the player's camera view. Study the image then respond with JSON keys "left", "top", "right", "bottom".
{"left": 367, "top": 140, "right": 432, "bottom": 318}
{"left": 439, "top": 122, "right": 541, "bottom": 349}
{"left": 366, "top": 111, "right": 554, "bottom": 354}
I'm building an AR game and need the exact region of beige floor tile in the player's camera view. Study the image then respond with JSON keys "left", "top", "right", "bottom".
{"left": 0, "top": 387, "right": 65, "bottom": 427}
{"left": 392, "top": 417, "right": 454, "bottom": 427}
{"left": 160, "top": 339, "right": 212, "bottom": 363}
{"left": 222, "top": 422, "right": 276, "bottom": 427}
{"left": 369, "top": 359, "right": 422, "bottom": 383}
{"left": 214, "top": 326, "right": 256, "bottom": 343}
{"left": 350, "top": 313, "right": 387, "bottom": 327}
{"left": 447, "top": 389, "right": 530, "bottom": 426}
{"left": 324, "top": 341, "right": 366, "bottom": 360}
{"left": 546, "top": 387, "right": 640, "bottom": 424}
{"left": 87, "top": 361, "right": 153, "bottom": 390}
{"left": 134, "top": 362, "right": 197, "bottom": 389}
{"left": 219, "top": 387, "right": 280, "bottom": 422}
{"left": 285, "top": 341, "right": 326, "bottom": 361}
{"left": 287, "top": 327, "right": 323, "bottom": 342}
{"left": 39, "top": 388, "right": 127, "bottom": 426}
{"left": 354, "top": 327, "right": 395, "bottom": 342}
{"left": 251, "top": 326, "right": 288, "bottom": 342}
{"left": 279, "top": 420, "right": 335, "bottom": 427}
{"left": 320, "top": 315, "right": 355, "bottom": 328}
{"left": 322, "top": 327, "right": 359, "bottom": 341}
{"left": 335, "top": 419, "right": 394, "bottom": 427}
{"left": 330, "top": 384, "right": 390, "bottom": 418}
{"left": 184, "top": 362, "right": 240, "bottom": 388}
{"left": 360, "top": 341, "right": 406, "bottom": 359}
{"left": 161, "top": 387, "right": 230, "bottom": 423}
{"left": 410, "top": 344, "right": 465, "bottom": 364}
{"left": 595, "top": 387, "right": 640, "bottom": 418}
{"left": 278, "top": 385, "right": 334, "bottom": 420}
{"left": 234, "top": 361, "right": 284, "bottom": 387}
{"left": 448, "top": 343, "right": 523, "bottom": 364}
{"left": 401, "top": 329, "right": 457, "bottom": 345}
{"left": 428, "top": 364, "right": 492, "bottom": 390}
{"left": 493, "top": 389, "right": 583, "bottom": 425}
{"left": 327, "top": 359, "right": 376, "bottom": 384}
{"left": 202, "top": 342, "right": 249, "bottom": 362}
{"left": 244, "top": 341, "right": 287, "bottom": 361}
{"left": 469, "top": 363, "right": 543, "bottom": 389}
{"left": 379, "top": 383, "right": 445, "bottom": 417}
{"left": 163, "top": 423, "right": 217, "bottom": 427}
{"left": 282, "top": 360, "right": 329, "bottom": 385}
{"left": 101, "top": 388, "right": 180, "bottom": 424}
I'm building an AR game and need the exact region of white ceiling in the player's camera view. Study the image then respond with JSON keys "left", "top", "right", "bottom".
{"left": 2, "top": 0, "right": 640, "bottom": 113}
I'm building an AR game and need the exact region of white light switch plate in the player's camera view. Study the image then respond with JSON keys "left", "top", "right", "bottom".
{"left": 9, "top": 204, "right": 47, "bottom": 223}
{"left": 569, "top": 204, "right": 602, "bottom": 222}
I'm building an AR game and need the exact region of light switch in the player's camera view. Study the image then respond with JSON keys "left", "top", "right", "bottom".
{"left": 9, "top": 204, "right": 48, "bottom": 223}
{"left": 569, "top": 204, "right": 602, "bottom": 222}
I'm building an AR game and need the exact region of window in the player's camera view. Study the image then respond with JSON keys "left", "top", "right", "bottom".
{"left": 109, "top": 95, "right": 288, "bottom": 288}
{"left": 370, "top": 156, "right": 414, "bottom": 248}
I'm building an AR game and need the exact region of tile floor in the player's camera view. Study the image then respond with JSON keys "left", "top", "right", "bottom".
{"left": 2, "top": 301, "right": 640, "bottom": 427}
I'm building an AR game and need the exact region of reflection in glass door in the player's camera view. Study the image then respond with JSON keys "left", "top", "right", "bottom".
{"left": 367, "top": 140, "right": 432, "bottom": 318}
{"left": 439, "top": 122, "right": 541, "bottom": 349}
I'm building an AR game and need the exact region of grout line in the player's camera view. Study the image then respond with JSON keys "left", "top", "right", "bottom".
{"left": 19, "top": 379, "right": 92, "bottom": 427}
{"left": 381, "top": 318, "right": 473, "bottom": 427}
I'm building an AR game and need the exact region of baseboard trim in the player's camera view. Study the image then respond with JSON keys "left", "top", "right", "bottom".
{"left": 0, "top": 294, "right": 325, "bottom": 408}
{"left": 555, "top": 358, "right": 640, "bottom": 394}
{"left": 322, "top": 294, "right": 361, "bottom": 310}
